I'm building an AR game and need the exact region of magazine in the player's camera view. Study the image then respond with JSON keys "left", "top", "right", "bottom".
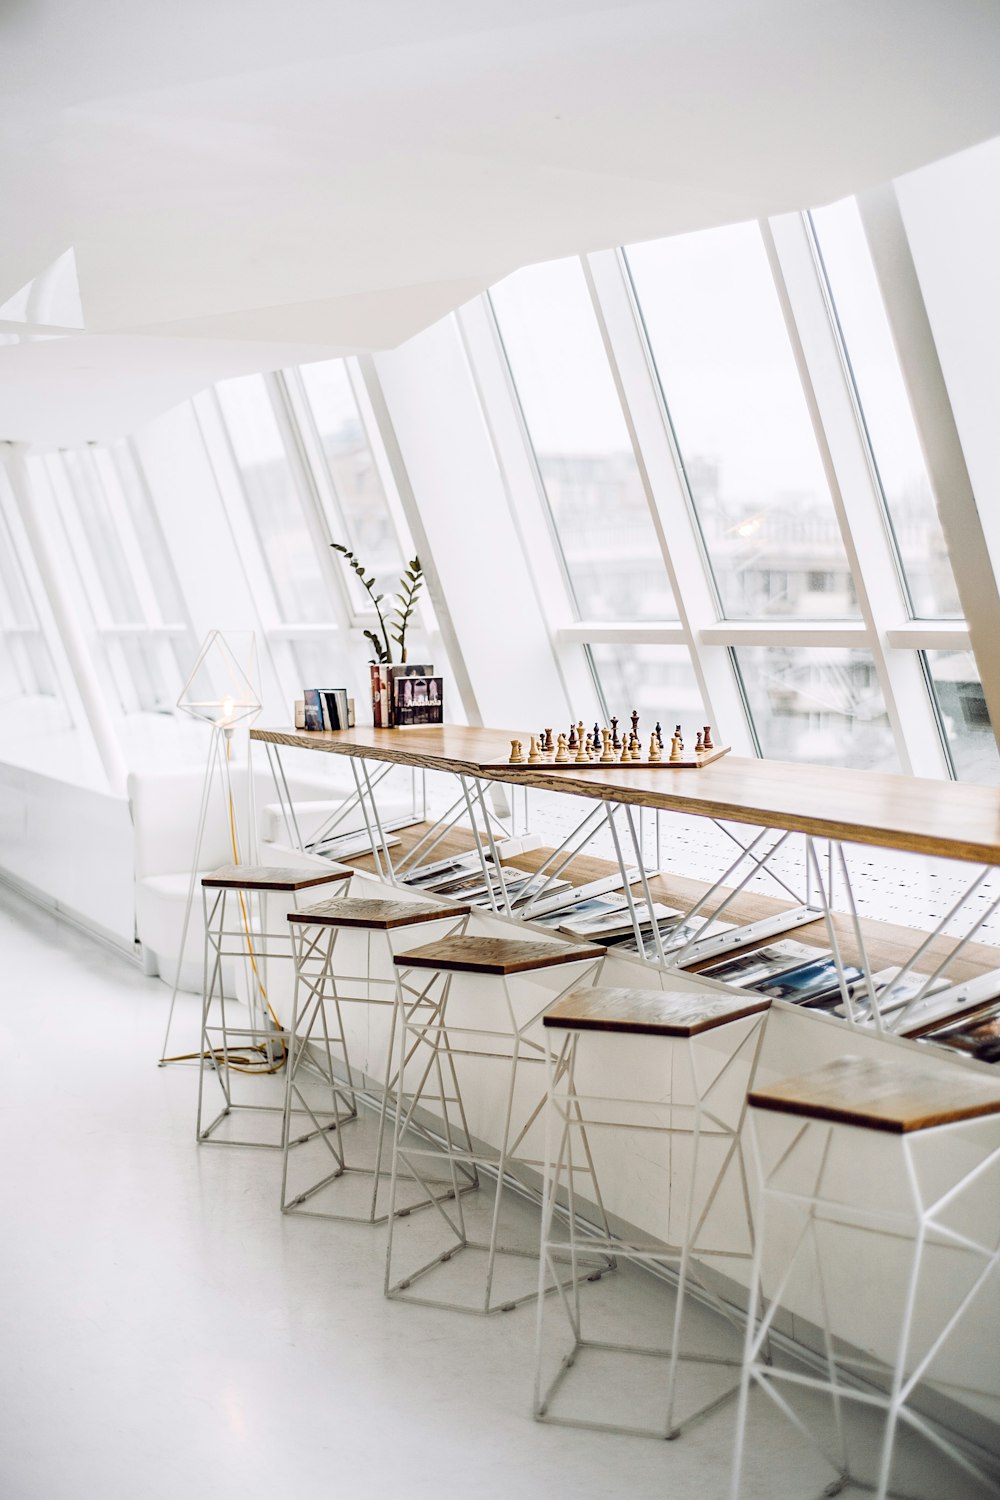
{"left": 754, "top": 955, "right": 863, "bottom": 1007}
{"left": 696, "top": 941, "right": 822, "bottom": 988}
{"left": 606, "top": 917, "right": 734, "bottom": 958}
{"left": 918, "top": 1002, "right": 1000, "bottom": 1064}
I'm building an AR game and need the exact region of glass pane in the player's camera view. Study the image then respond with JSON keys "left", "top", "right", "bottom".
{"left": 108, "top": 442, "right": 188, "bottom": 626}
{"left": 735, "top": 646, "right": 898, "bottom": 770}
{"left": 924, "top": 650, "right": 1000, "bottom": 783}
{"left": 589, "top": 644, "right": 703, "bottom": 735}
{"left": 58, "top": 450, "right": 144, "bottom": 624}
{"left": 490, "top": 258, "right": 677, "bottom": 621}
{"left": 626, "top": 223, "right": 858, "bottom": 620}
{"left": 298, "top": 360, "right": 404, "bottom": 605}
{"left": 216, "top": 374, "right": 330, "bottom": 623}
{"left": 811, "top": 199, "right": 960, "bottom": 618}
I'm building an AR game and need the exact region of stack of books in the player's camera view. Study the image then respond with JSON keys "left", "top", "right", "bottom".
{"left": 302, "top": 688, "right": 355, "bottom": 731}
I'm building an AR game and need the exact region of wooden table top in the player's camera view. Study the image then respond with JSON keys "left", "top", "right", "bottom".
{"left": 748, "top": 1054, "right": 1000, "bottom": 1133}
{"left": 251, "top": 724, "right": 1000, "bottom": 866}
{"left": 543, "top": 986, "right": 771, "bottom": 1037}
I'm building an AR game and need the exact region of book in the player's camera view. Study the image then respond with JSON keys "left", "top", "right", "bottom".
{"left": 303, "top": 688, "right": 323, "bottom": 731}
{"left": 560, "top": 901, "right": 680, "bottom": 941}
{"left": 319, "top": 688, "right": 350, "bottom": 730}
{"left": 607, "top": 917, "right": 734, "bottom": 958}
{"left": 370, "top": 664, "right": 391, "bottom": 728}
{"left": 393, "top": 674, "right": 443, "bottom": 726}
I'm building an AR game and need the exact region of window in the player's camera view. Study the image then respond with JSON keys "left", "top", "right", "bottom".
{"left": 923, "top": 650, "right": 1000, "bottom": 784}
{"left": 810, "top": 198, "right": 960, "bottom": 619}
{"left": 215, "top": 374, "right": 331, "bottom": 625}
{"left": 0, "top": 465, "right": 66, "bottom": 724}
{"left": 297, "top": 360, "right": 405, "bottom": 606}
{"left": 589, "top": 644, "right": 703, "bottom": 732}
{"left": 734, "top": 646, "right": 897, "bottom": 770}
{"left": 626, "top": 223, "right": 858, "bottom": 621}
{"left": 490, "top": 257, "right": 676, "bottom": 622}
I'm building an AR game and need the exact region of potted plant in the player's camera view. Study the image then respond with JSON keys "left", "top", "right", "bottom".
{"left": 331, "top": 545, "right": 431, "bottom": 725}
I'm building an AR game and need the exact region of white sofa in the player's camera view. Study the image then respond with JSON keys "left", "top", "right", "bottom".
{"left": 128, "top": 760, "right": 413, "bottom": 992}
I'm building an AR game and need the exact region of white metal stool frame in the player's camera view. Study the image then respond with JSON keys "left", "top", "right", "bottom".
{"left": 196, "top": 868, "right": 351, "bottom": 1149}
{"left": 385, "top": 948, "right": 612, "bottom": 1316}
{"left": 280, "top": 903, "right": 479, "bottom": 1225}
{"left": 731, "top": 1073, "right": 1000, "bottom": 1500}
{"left": 534, "top": 990, "right": 771, "bottom": 1441}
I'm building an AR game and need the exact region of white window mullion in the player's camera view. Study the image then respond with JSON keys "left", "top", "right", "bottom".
{"left": 763, "top": 213, "right": 949, "bottom": 778}
{"left": 583, "top": 248, "right": 754, "bottom": 754}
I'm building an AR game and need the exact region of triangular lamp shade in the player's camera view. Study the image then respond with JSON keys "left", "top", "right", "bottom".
{"left": 177, "top": 630, "right": 261, "bottom": 728}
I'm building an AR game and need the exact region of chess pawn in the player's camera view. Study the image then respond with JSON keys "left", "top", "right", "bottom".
{"left": 619, "top": 739, "right": 630, "bottom": 763}
{"left": 703, "top": 725, "right": 714, "bottom": 749}
{"left": 655, "top": 720, "right": 663, "bottom": 749}
{"left": 568, "top": 723, "right": 577, "bottom": 750}
{"left": 674, "top": 723, "right": 683, "bottom": 751}
{"left": 669, "top": 733, "right": 683, "bottom": 763}
{"left": 584, "top": 732, "right": 593, "bottom": 757}
{"left": 600, "top": 728, "right": 614, "bottom": 763}
{"left": 695, "top": 730, "right": 704, "bottom": 753}
{"left": 543, "top": 727, "right": 554, "bottom": 753}
{"left": 611, "top": 716, "right": 620, "bottom": 750}
{"left": 555, "top": 733, "right": 569, "bottom": 763}
{"left": 528, "top": 734, "right": 541, "bottom": 764}
{"left": 649, "top": 732, "right": 661, "bottom": 763}
{"left": 509, "top": 739, "right": 524, "bottom": 764}
{"left": 629, "top": 732, "right": 640, "bottom": 760}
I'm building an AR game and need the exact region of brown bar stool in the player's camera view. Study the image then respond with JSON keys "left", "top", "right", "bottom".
{"left": 280, "top": 894, "right": 473, "bottom": 1224}
{"left": 197, "top": 862, "right": 351, "bottom": 1148}
{"left": 385, "top": 933, "right": 608, "bottom": 1316}
{"left": 732, "top": 1053, "right": 1000, "bottom": 1500}
{"left": 535, "top": 986, "right": 771, "bottom": 1441}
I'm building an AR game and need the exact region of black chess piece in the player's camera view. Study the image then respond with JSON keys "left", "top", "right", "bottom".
{"left": 593, "top": 722, "right": 600, "bottom": 751}
{"left": 611, "top": 716, "right": 620, "bottom": 749}
{"left": 695, "top": 731, "right": 704, "bottom": 753}
{"left": 568, "top": 723, "right": 577, "bottom": 750}
{"left": 631, "top": 710, "right": 639, "bottom": 743}
{"left": 655, "top": 721, "right": 663, "bottom": 749}
{"left": 674, "top": 723, "right": 683, "bottom": 751}
{"left": 544, "top": 728, "right": 554, "bottom": 753}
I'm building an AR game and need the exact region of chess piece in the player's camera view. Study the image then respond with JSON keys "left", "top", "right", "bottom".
{"left": 584, "top": 732, "right": 593, "bottom": 757}
{"left": 555, "top": 733, "right": 569, "bottom": 763}
{"left": 629, "top": 732, "right": 640, "bottom": 760}
{"left": 575, "top": 728, "right": 589, "bottom": 763}
{"left": 695, "top": 730, "right": 704, "bottom": 753}
{"left": 611, "top": 716, "right": 620, "bottom": 750}
{"left": 672, "top": 724, "right": 682, "bottom": 751}
{"left": 631, "top": 710, "right": 640, "bottom": 744}
{"left": 568, "top": 723, "right": 577, "bottom": 750}
{"left": 655, "top": 721, "right": 663, "bottom": 749}
{"left": 649, "top": 732, "right": 661, "bottom": 763}
{"left": 669, "top": 733, "right": 683, "bottom": 763}
{"left": 509, "top": 739, "right": 524, "bottom": 764}
{"left": 528, "top": 735, "right": 541, "bottom": 764}
{"left": 620, "top": 740, "right": 630, "bottom": 763}
{"left": 593, "top": 723, "right": 601, "bottom": 752}
{"left": 543, "top": 728, "right": 554, "bottom": 753}
{"left": 600, "top": 728, "right": 614, "bottom": 763}
{"left": 703, "top": 725, "right": 714, "bottom": 749}
{"left": 577, "top": 721, "right": 586, "bottom": 752}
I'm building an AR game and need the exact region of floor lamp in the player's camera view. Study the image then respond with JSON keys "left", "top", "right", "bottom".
{"left": 159, "top": 630, "right": 261, "bottom": 1065}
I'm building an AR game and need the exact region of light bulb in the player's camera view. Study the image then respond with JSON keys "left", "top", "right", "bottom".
{"left": 221, "top": 695, "right": 235, "bottom": 725}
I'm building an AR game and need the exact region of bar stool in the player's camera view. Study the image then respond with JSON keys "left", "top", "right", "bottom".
{"left": 534, "top": 986, "right": 771, "bottom": 1441}
{"left": 385, "top": 933, "right": 608, "bottom": 1316}
{"left": 197, "top": 861, "right": 351, "bottom": 1148}
{"left": 280, "top": 894, "right": 474, "bottom": 1224}
{"left": 732, "top": 1054, "right": 1000, "bottom": 1500}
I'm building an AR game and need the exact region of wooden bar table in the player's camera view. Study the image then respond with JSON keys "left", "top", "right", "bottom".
{"left": 251, "top": 724, "right": 1000, "bottom": 1039}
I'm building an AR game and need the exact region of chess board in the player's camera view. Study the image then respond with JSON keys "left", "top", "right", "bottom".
{"left": 482, "top": 745, "right": 730, "bottom": 771}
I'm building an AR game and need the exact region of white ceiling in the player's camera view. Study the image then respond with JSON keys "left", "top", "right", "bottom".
{"left": 3, "top": 0, "right": 1000, "bottom": 446}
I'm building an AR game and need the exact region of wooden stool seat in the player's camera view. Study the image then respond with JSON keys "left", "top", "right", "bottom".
{"left": 392, "top": 933, "right": 605, "bottom": 976}
{"left": 289, "top": 895, "right": 470, "bottom": 929}
{"left": 544, "top": 986, "right": 771, "bottom": 1037}
{"left": 201, "top": 862, "right": 351, "bottom": 892}
{"left": 748, "top": 1053, "right": 1000, "bottom": 1134}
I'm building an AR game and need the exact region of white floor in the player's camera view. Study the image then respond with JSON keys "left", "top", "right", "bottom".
{"left": 1, "top": 885, "right": 993, "bottom": 1500}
